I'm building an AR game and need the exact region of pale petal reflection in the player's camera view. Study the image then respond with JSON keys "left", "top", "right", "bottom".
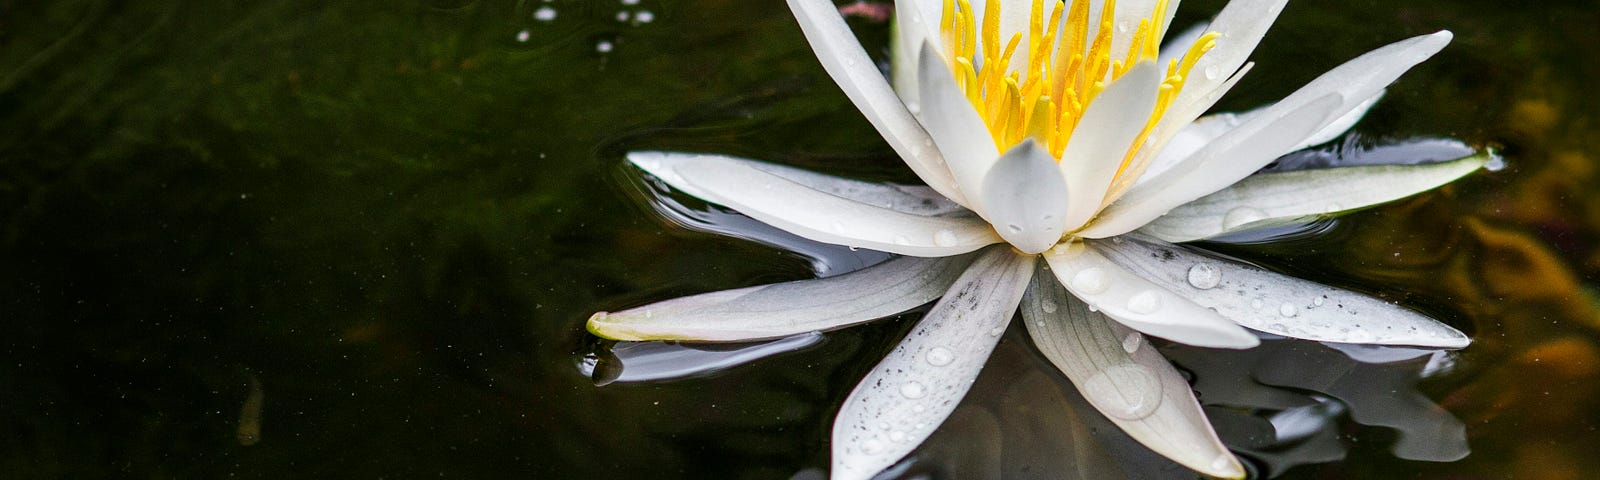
{"left": 581, "top": 332, "right": 826, "bottom": 385}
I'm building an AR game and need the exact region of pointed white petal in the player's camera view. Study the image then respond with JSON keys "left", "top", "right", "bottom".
{"left": 1297, "top": 90, "right": 1383, "bottom": 148}
{"left": 740, "top": 159, "right": 969, "bottom": 217}
{"left": 630, "top": 152, "right": 1002, "bottom": 256}
{"left": 1040, "top": 241, "right": 1259, "bottom": 348}
{"left": 982, "top": 140, "right": 1071, "bottom": 254}
{"left": 1140, "top": 151, "right": 1490, "bottom": 242}
{"left": 1104, "top": 0, "right": 1164, "bottom": 66}
{"left": 918, "top": 41, "right": 1001, "bottom": 207}
{"left": 588, "top": 254, "right": 977, "bottom": 342}
{"left": 1274, "top": 31, "right": 1452, "bottom": 138}
{"left": 787, "top": 0, "right": 969, "bottom": 205}
{"left": 1095, "top": 236, "right": 1472, "bottom": 348}
{"left": 1058, "top": 61, "right": 1160, "bottom": 231}
{"left": 1082, "top": 94, "right": 1341, "bottom": 238}
{"left": 891, "top": 0, "right": 943, "bottom": 103}
{"left": 1021, "top": 268, "right": 1246, "bottom": 478}
{"left": 831, "top": 248, "right": 1035, "bottom": 480}
{"left": 1172, "top": 0, "right": 1287, "bottom": 109}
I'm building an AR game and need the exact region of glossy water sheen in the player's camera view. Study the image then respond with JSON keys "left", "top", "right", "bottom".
{"left": 3, "top": 0, "right": 1599, "bottom": 479}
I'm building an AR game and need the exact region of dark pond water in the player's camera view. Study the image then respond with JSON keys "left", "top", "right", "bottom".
{"left": 4, "top": 0, "right": 1599, "bottom": 478}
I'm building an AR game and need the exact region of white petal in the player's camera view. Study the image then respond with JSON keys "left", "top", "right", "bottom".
{"left": 631, "top": 151, "right": 1003, "bottom": 257}
{"left": 1296, "top": 90, "right": 1384, "bottom": 149}
{"left": 891, "top": 0, "right": 943, "bottom": 103}
{"left": 918, "top": 41, "right": 1000, "bottom": 207}
{"left": 1172, "top": 0, "right": 1287, "bottom": 110}
{"left": 982, "top": 140, "right": 1071, "bottom": 254}
{"left": 1021, "top": 268, "right": 1246, "bottom": 479}
{"left": 1058, "top": 61, "right": 1160, "bottom": 231}
{"left": 786, "top": 0, "right": 969, "bottom": 205}
{"left": 831, "top": 248, "right": 1035, "bottom": 480}
{"left": 1082, "top": 93, "right": 1341, "bottom": 238}
{"left": 1094, "top": 236, "right": 1472, "bottom": 348}
{"left": 1139, "top": 150, "right": 1490, "bottom": 242}
{"left": 742, "top": 159, "right": 969, "bottom": 217}
{"left": 588, "top": 254, "right": 976, "bottom": 342}
{"left": 1104, "top": 0, "right": 1165, "bottom": 66}
{"left": 1040, "top": 241, "right": 1259, "bottom": 348}
{"left": 1272, "top": 31, "right": 1452, "bottom": 138}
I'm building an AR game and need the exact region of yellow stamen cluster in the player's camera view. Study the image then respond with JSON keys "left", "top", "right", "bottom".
{"left": 938, "top": 0, "right": 1218, "bottom": 183}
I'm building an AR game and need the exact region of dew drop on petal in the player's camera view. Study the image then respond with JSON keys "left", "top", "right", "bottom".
{"left": 862, "top": 439, "right": 885, "bottom": 454}
{"left": 1203, "top": 64, "right": 1220, "bottom": 80}
{"left": 1071, "top": 268, "right": 1110, "bottom": 294}
{"left": 1250, "top": 298, "right": 1264, "bottom": 310}
{"left": 900, "top": 381, "right": 927, "bottom": 399}
{"left": 1222, "top": 206, "right": 1267, "bottom": 230}
{"left": 1040, "top": 300, "right": 1058, "bottom": 313}
{"left": 1347, "top": 329, "right": 1375, "bottom": 343}
{"left": 912, "top": 404, "right": 925, "bottom": 413}
{"left": 925, "top": 347, "right": 955, "bottom": 367}
{"left": 889, "top": 430, "right": 906, "bottom": 442}
{"left": 1279, "top": 303, "right": 1298, "bottom": 317}
{"left": 1186, "top": 263, "right": 1221, "bottom": 290}
{"left": 1121, "top": 333, "right": 1142, "bottom": 353}
{"left": 1126, "top": 290, "right": 1162, "bottom": 315}
{"left": 988, "top": 325, "right": 1005, "bottom": 337}
{"left": 892, "top": 235, "right": 911, "bottom": 246}
{"left": 1080, "top": 364, "right": 1162, "bottom": 420}
{"left": 934, "top": 230, "right": 959, "bottom": 247}
{"left": 1313, "top": 296, "right": 1325, "bottom": 306}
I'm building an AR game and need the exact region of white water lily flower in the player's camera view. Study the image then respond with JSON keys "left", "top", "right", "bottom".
{"left": 588, "top": 0, "right": 1485, "bottom": 478}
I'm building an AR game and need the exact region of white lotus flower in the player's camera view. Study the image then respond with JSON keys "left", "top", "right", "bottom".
{"left": 588, "top": 0, "right": 1485, "bottom": 478}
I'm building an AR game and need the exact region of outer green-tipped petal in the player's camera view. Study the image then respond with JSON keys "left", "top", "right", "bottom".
{"left": 630, "top": 152, "right": 1002, "bottom": 257}
{"left": 1021, "top": 267, "right": 1246, "bottom": 479}
{"left": 831, "top": 248, "right": 1034, "bottom": 480}
{"left": 918, "top": 42, "right": 999, "bottom": 207}
{"left": 1058, "top": 61, "right": 1160, "bottom": 231}
{"left": 787, "top": 0, "right": 968, "bottom": 205}
{"left": 1040, "top": 241, "right": 1259, "bottom": 349}
{"left": 1081, "top": 94, "right": 1341, "bottom": 238}
{"left": 1095, "top": 237, "right": 1472, "bottom": 348}
{"left": 1140, "top": 151, "right": 1490, "bottom": 242}
{"left": 982, "top": 140, "right": 1071, "bottom": 254}
{"left": 588, "top": 254, "right": 976, "bottom": 342}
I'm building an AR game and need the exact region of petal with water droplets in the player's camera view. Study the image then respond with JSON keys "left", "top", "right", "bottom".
{"left": 1040, "top": 241, "right": 1259, "bottom": 348}
{"left": 1021, "top": 266, "right": 1246, "bottom": 479}
{"left": 630, "top": 151, "right": 1002, "bottom": 257}
{"left": 588, "top": 253, "right": 976, "bottom": 342}
{"left": 831, "top": 248, "right": 1034, "bottom": 480}
{"left": 1140, "top": 150, "right": 1490, "bottom": 242}
{"left": 1094, "top": 236, "right": 1471, "bottom": 348}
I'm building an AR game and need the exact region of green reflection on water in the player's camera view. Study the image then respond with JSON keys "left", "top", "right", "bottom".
{"left": 2, "top": 0, "right": 1598, "bottom": 478}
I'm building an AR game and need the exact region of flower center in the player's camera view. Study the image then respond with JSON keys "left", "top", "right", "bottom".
{"left": 938, "top": 0, "right": 1217, "bottom": 180}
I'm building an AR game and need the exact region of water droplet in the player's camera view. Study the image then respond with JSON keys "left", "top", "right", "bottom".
{"left": 1087, "top": 304, "right": 1100, "bottom": 312}
{"left": 634, "top": 10, "right": 655, "bottom": 23}
{"left": 988, "top": 325, "right": 1005, "bottom": 337}
{"left": 1121, "top": 333, "right": 1142, "bottom": 353}
{"left": 1222, "top": 206, "right": 1267, "bottom": 230}
{"left": 889, "top": 430, "right": 906, "bottom": 442}
{"left": 925, "top": 347, "right": 955, "bottom": 366}
{"left": 1313, "top": 296, "right": 1325, "bottom": 306}
{"left": 616, "top": 11, "right": 630, "bottom": 22}
{"left": 1071, "top": 268, "right": 1110, "bottom": 294}
{"left": 1126, "top": 291, "right": 1162, "bottom": 315}
{"left": 1116, "top": 21, "right": 1130, "bottom": 33}
{"left": 1203, "top": 64, "right": 1220, "bottom": 80}
{"left": 1279, "top": 303, "right": 1298, "bottom": 317}
{"left": 1347, "top": 329, "right": 1374, "bottom": 342}
{"left": 1250, "top": 298, "right": 1264, "bottom": 310}
{"left": 862, "top": 439, "right": 885, "bottom": 454}
{"left": 1186, "top": 263, "right": 1221, "bottom": 290}
{"left": 1006, "top": 223, "right": 1023, "bottom": 234}
{"left": 1041, "top": 300, "right": 1058, "bottom": 313}
{"left": 900, "top": 381, "right": 927, "bottom": 399}
{"left": 934, "top": 230, "right": 959, "bottom": 247}
{"left": 534, "top": 6, "right": 557, "bottom": 21}
{"left": 846, "top": 58, "right": 858, "bottom": 67}
{"left": 1079, "top": 364, "right": 1162, "bottom": 420}
{"left": 1211, "top": 454, "right": 1238, "bottom": 473}
{"left": 515, "top": 29, "right": 531, "bottom": 42}
{"left": 892, "top": 235, "right": 911, "bottom": 246}
{"left": 912, "top": 404, "right": 925, "bottom": 413}
{"left": 595, "top": 40, "right": 614, "bottom": 53}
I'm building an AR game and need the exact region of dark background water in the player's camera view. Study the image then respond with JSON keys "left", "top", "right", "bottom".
{"left": 4, "top": 0, "right": 1599, "bottom": 478}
